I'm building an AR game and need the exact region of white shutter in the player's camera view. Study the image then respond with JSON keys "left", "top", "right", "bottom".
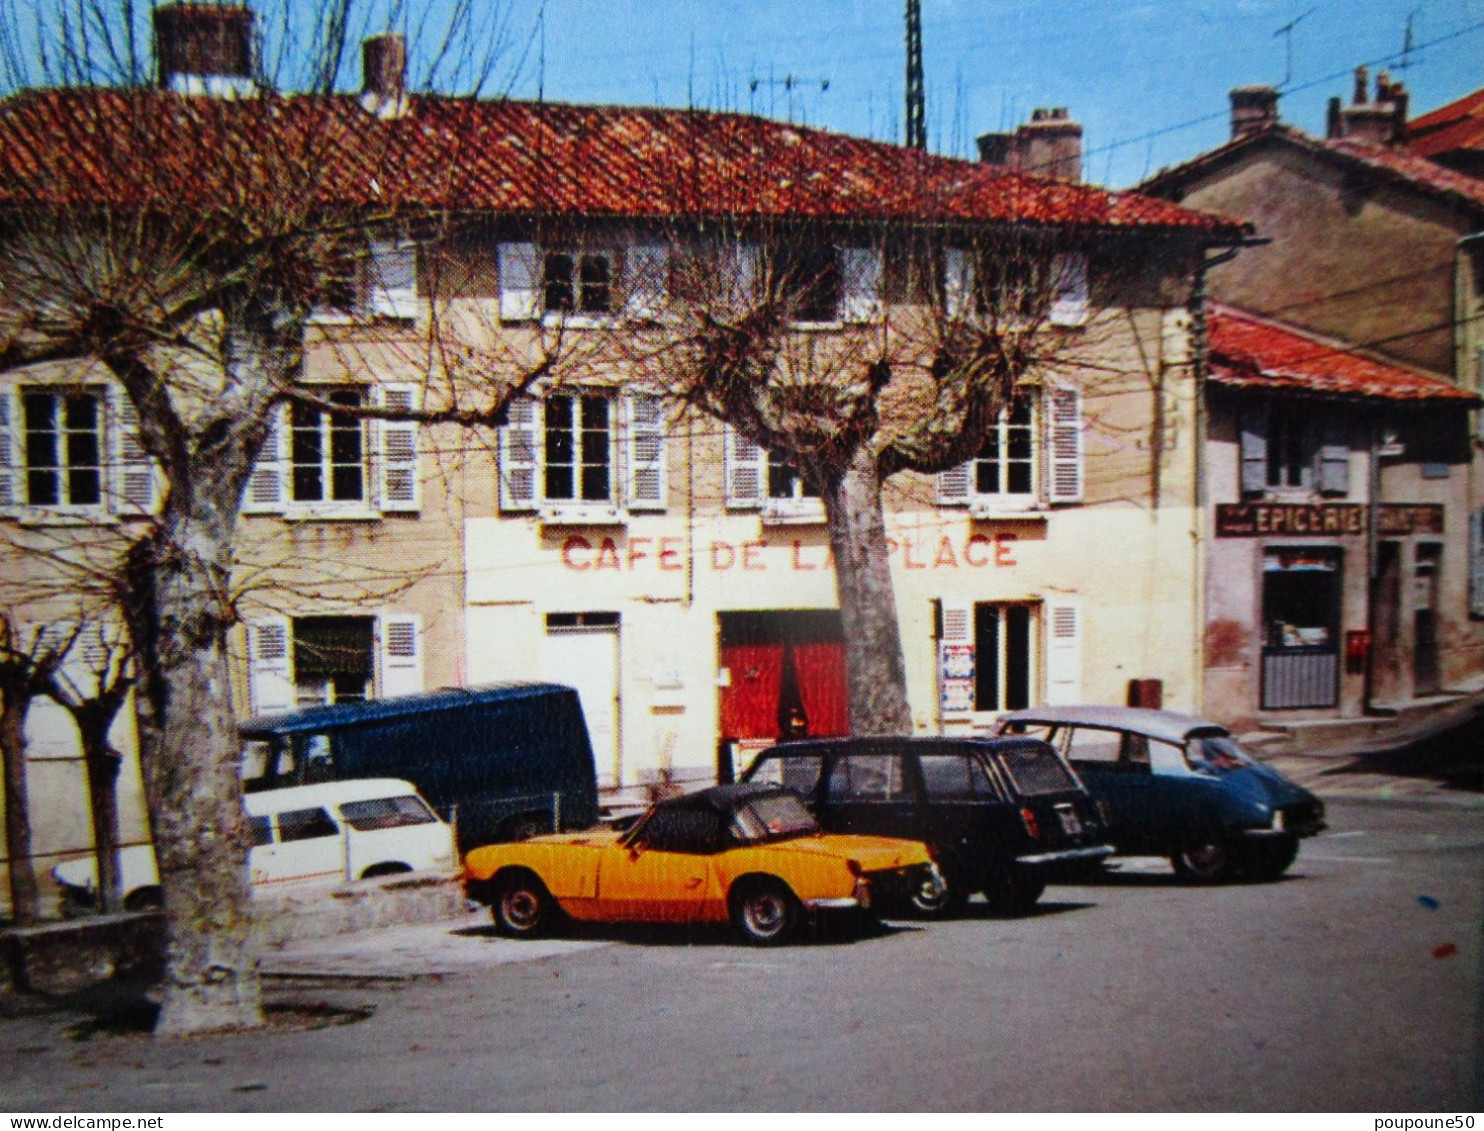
{"left": 242, "top": 404, "right": 288, "bottom": 513}
{"left": 499, "top": 242, "right": 541, "bottom": 322}
{"left": 1044, "top": 599, "right": 1082, "bottom": 705}
{"left": 0, "top": 385, "right": 17, "bottom": 512}
{"left": 838, "top": 246, "right": 883, "bottom": 322}
{"left": 500, "top": 396, "right": 539, "bottom": 511}
{"left": 625, "top": 392, "right": 667, "bottom": 510}
{"left": 1049, "top": 252, "right": 1089, "bottom": 326}
{"left": 365, "top": 240, "right": 418, "bottom": 320}
{"left": 1318, "top": 413, "right": 1349, "bottom": 496}
{"left": 722, "top": 241, "right": 760, "bottom": 309}
{"left": 724, "top": 426, "right": 764, "bottom": 508}
{"left": 944, "top": 247, "right": 975, "bottom": 320}
{"left": 624, "top": 243, "right": 669, "bottom": 320}
{"left": 939, "top": 598, "right": 975, "bottom": 715}
{"left": 377, "top": 613, "right": 423, "bottom": 699}
{"left": 376, "top": 384, "right": 420, "bottom": 512}
{"left": 937, "top": 462, "right": 971, "bottom": 505}
{"left": 248, "top": 617, "right": 295, "bottom": 715}
{"left": 1470, "top": 510, "right": 1484, "bottom": 619}
{"left": 110, "top": 384, "right": 160, "bottom": 515}
{"left": 1045, "top": 387, "right": 1084, "bottom": 504}
{"left": 1239, "top": 402, "right": 1268, "bottom": 496}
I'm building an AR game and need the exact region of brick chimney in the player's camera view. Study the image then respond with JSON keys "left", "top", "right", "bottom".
{"left": 360, "top": 33, "right": 410, "bottom": 118}
{"left": 1328, "top": 65, "right": 1408, "bottom": 146}
{"left": 1229, "top": 85, "right": 1280, "bottom": 139}
{"left": 976, "top": 107, "right": 1082, "bottom": 182}
{"left": 155, "top": 3, "right": 255, "bottom": 96}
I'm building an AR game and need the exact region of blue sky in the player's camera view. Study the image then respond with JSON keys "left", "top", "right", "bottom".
{"left": 497, "top": 0, "right": 1484, "bottom": 186}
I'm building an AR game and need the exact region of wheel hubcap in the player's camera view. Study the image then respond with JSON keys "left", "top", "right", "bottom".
{"left": 745, "top": 894, "right": 784, "bottom": 935}
{"left": 504, "top": 889, "right": 540, "bottom": 928}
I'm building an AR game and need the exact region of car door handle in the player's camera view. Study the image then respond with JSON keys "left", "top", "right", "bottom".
{"left": 685, "top": 876, "right": 703, "bottom": 888}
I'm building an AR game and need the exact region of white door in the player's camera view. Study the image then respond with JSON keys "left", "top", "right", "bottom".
{"left": 544, "top": 625, "right": 621, "bottom": 786}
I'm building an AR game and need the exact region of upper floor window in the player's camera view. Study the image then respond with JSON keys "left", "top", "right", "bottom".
{"left": 500, "top": 242, "right": 668, "bottom": 324}
{"left": 500, "top": 389, "right": 667, "bottom": 518}
{"left": 314, "top": 239, "right": 418, "bottom": 322}
{"left": 944, "top": 248, "right": 1088, "bottom": 327}
{"left": 937, "top": 387, "right": 1082, "bottom": 510}
{"left": 1239, "top": 398, "right": 1349, "bottom": 499}
{"left": 244, "top": 384, "right": 421, "bottom": 518}
{"left": 724, "top": 428, "right": 825, "bottom": 522}
{"left": 543, "top": 253, "right": 613, "bottom": 315}
{"left": 0, "top": 384, "right": 159, "bottom": 518}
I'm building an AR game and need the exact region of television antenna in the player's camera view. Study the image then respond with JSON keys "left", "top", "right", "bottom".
{"left": 1273, "top": 6, "right": 1316, "bottom": 88}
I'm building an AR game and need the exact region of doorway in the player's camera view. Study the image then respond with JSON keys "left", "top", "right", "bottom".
{"left": 543, "top": 612, "right": 620, "bottom": 786}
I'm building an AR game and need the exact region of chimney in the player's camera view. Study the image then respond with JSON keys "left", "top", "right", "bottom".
{"left": 155, "top": 3, "right": 255, "bottom": 97}
{"left": 360, "top": 33, "right": 410, "bottom": 119}
{"left": 1334, "top": 66, "right": 1407, "bottom": 146}
{"left": 976, "top": 131, "right": 1014, "bottom": 167}
{"left": 1018, "top": 107, "right": 1082, "bottom": 181}
{"left": 1229, "top": 86, "right": 1280, "bottom": 139}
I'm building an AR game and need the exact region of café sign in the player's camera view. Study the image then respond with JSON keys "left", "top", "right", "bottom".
{"left": 1216, "top": 502, "right": 1444, "bottom": 538}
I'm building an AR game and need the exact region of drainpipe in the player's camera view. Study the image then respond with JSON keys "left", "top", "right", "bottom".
{"left": 1364, "top": 415, "right": 1381, "bottom": 716}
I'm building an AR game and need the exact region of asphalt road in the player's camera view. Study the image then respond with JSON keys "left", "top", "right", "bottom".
{"left": 2, "top": 795, "right": 1479, "bottom": 1112}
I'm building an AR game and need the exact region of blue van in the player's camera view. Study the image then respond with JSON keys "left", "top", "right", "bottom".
{"left": 239, "top": 682, "right": 599, "bottom": 851}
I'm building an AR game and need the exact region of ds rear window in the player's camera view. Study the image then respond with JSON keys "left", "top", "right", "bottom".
{"left": 995, "top": 743, "right": 1079, "bottom": 797}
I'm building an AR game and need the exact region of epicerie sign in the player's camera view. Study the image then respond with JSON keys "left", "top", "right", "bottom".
{"left": 558, "top": 532, "right": 1020, "bottom": 573}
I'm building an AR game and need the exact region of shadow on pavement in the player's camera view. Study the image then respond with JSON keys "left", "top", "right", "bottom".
{"left": 454, "top": 916, "right": 924, "bottom": 948}
{"left": 1317, "top": 712, "right": 1483, "bottom": 793}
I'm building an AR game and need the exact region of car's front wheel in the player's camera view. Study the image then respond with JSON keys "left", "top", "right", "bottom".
{"left": 729, "top": 878, "right": 799, "bottom": 945}
{"left": 907, "top": 867, "right": 967, "bottom": 917}
{"left": 1239, "top": 836, "right": 1299, "bottom": 882}
{"left": 1172, "top": 841, "right": 1239, "bottom": 882}
{"left": 491, "top": 869, "right": 555, "bottom": 937}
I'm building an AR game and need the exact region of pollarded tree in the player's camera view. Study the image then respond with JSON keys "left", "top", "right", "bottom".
{"left": 0, "top": 0, "right": 541, "bottom": 1034}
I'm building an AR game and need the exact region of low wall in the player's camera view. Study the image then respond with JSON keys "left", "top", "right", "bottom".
{"left": 2, "top": 870, "right": 465, "bottom": 996}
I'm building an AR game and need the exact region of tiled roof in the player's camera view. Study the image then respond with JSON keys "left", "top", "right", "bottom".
{"left": 1406, "top": 87, "right": 1484, "bottom": 160}
{"left": 0, "top": 89, "right": 1245, "bottom": 233}
{"left": 1207, "top": 304, "right": 1478, "bottom": 404}
{"left": 1142, "top": 123, "right": 1484, "bottom": 212}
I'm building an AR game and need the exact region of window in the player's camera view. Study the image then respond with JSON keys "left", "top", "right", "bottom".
{"left": 243, "top": 384, "right": 419, "bottom": 516}
{"left": 22, "top": 389, "right": 102, "bottom": 507}
{"left": 943, "top": 248, "right": 1088, "bottom": 327}
{"left": 747, "top": 754, "right": 825, "bottom": 795}
{"left": 292, "top": 391, "right": 364, "bottom": 504}
{"left": 974, "top": 603, "right": 1033, "bottom": 713}
{"left": 774, "top": 245, "right": 841, "bottom": 322}
{"left": 499, "top": 242, "right": 669, "bottom": 323}
{"left": 247, "top": 612, "right": 423, "bottom": 715}
{"left": 246, "top": 815, "right": 274, "bottom": 847}
{"left": 919, "top": 753, "right": 996, "bottom": 799}
{"left": 277, "top": 807, "right": 339, "bottom": 843}
{"left": 826, "top": 754, "right": 909, "bottom": 801}
{"left": 314, "top": 239, "right": 418, "bottom": 322}
{"left": 499, "top": 390, "right": 666, "bottom": 515}
{"left": 340, "top": 795, "right": 437, "bottom": 832}
{"left": 937, "top": 388, "right": 1082, "bottom": 509}
{"left": 1240, "top": 398, "right": 1349, "bottom": 498}
{"left": 543, "top": 252, "right": 612, "bottom": 314}
{"left": 939, "top": 599, "right": 1078, "bottom": 714}
{"left": 724, "top": 428, "right": 825, "bottom": 520}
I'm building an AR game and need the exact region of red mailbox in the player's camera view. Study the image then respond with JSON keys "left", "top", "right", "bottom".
{"left": 1345, "top": 630, "right": 1372, "bottom": 674}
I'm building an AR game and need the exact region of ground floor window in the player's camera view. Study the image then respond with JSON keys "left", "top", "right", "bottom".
{"left": 293, "top": 616, "right": 374, "bottom": 707}
{"left": 974, "top": 603, "right": 1033, "bottom": 712}
{"left": 1261, "top": 548, "right": 1340, "bottom": 709}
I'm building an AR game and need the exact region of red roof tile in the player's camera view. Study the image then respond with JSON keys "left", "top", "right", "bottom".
{"left": 1325, "top": 134, "right": 1484, "bottom": 209}
{"left": 0, "top": 89, "right": 1244, "bottom": 234}
{"left": 1406, "top": 86, "right": 1484, "bottom": 160}
{"left": 1207, "top": 304, "right": 1478, "bottom": 404}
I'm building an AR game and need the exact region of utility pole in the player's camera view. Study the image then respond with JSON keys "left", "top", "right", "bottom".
{"left": 905, "top": 0, "right": 925, "bottom": 150}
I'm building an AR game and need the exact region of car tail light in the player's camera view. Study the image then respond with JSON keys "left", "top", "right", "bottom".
{"left": 1020, "top": 806, "right": 1041, "bottom": 841}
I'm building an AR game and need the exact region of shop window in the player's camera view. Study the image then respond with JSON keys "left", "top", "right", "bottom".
{"left": 1260, "top": 549, "right": 1340, "bottom": 709}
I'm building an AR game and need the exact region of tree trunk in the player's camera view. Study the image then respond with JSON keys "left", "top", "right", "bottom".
{"left": 81, "top": 736, "right": 123, "bottom": 914}
{"left": 821, "top": 448, "right": 913, "bottom": 736}
{"left": 0, "top": 696, "right": 39, "bottom": 922}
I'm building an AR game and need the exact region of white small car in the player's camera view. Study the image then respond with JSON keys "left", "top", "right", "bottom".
{"left": 52, "top": 778, "right": 458, "bottom": 912}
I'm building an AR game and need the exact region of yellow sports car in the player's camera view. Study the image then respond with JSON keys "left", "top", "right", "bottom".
{"left": 464, "top": 783, "right": 943, "bottom": 944}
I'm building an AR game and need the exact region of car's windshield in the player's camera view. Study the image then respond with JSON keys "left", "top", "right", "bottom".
{"left": 994, "top": 741, "right": 1081, "bottom": 796}
{"left": 730, "top": 793, "right": 819, "bottom": 842}
{"left": 1185, "top": 734, "right": 1259, "bottom": 772}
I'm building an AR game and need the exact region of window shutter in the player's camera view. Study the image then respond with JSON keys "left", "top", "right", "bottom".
{"left": 366, "top": 240, "right": 418, "bottom": 320}
{"left": 721, "top": 241, "right": 760, "bottom": 309}
{"left": 1318, "top": 413, "right": 1350, "bottom": 496}
{"left": 724, "top": 426, "right": 764, "bottom": 508}
{"left": 1471, "top": 510, "right": 1484, "bottom": 619}
{"left": 626, "top": 392, "right": 667, "bottom": 510}
{"left": 939, "top": 598, "right": 975, "bottom": 715}
{"left": 1049, "top": 252, "right": 1089, "bottom": 326}
{"left": 109, "top": 385, "right": 160, "bottom": 515}
{"left": 376, "top": 384, "right": 420, "bottom": 512}
{"left": 243, "top": 404, "right": 287, "bottom": 514}
{"left": 0, "top": 386, "right": 17, "bottom": 512}
{"left": 943, "top": 247, "right": 974, "bottom": 320}
{"left": 1044, "top": 599, "right": 1082, "bottom": 705}
{"left": 937, "top": 462, "right": 971, "bottom": 505}
{"left": 248, "top": 617, "right": 295, "bottom": 714}
{"left": 500, "top": 396, "right": 539, "bottom": 511}
{"left": 1045, "top": 387, "right": 1084, "bottom": 503}
{"left": 838, "top": 246, "right": 883, "bottom": 322}
{"left": 1239, "top": 403, "right": 1268, "bottom": 495}
{"left": 624, "top": 244, "right": 669, "bottom": 320}
{"left": 499, "top": 242, "right": 541, "bottom": 322}
{"left": 377, "top": 613, "right": 424, "bottom": 699}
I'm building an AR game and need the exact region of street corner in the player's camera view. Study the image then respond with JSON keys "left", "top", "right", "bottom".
{"left": 260, "top": 911, "right": 611, "bottom": 980}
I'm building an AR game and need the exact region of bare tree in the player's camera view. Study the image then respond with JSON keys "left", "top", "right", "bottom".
{"left": 0, "top": 0, "right": 537, "bottom": 1034}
